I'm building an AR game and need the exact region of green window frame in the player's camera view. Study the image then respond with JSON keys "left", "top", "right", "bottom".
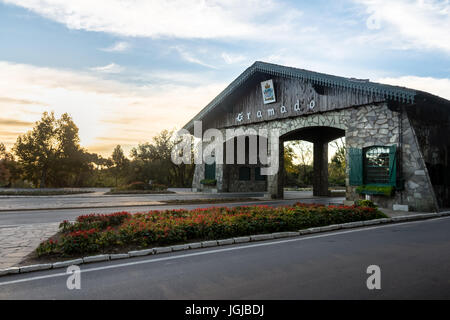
{"left": 348, "top": 145, "right": 397, "bottom": 187}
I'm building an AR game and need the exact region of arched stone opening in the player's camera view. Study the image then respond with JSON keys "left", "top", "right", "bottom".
{"left": 280, "top": 126, "right": 345, "bottom": 197}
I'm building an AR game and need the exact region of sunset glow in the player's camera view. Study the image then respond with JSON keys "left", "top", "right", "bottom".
{"left": 1, "top": 0, "right": 449, "bottom": 157}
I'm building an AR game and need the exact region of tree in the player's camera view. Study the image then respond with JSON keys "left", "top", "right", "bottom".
{"left": 130, "top": 130, "right": 194, "bottom": 187}
{"left": 0, "top": 143, "right": 23, "bottom": 187}
{"left": 329, "top": 138, "right": 346, "bottom": 186}
{"left": 284, "top": 143, "right": 300, "bottom": 187}
{"left": 284, "top": 141, "right": 313, "bottom": 187}
{"left": 110, "top": 145, "right": 129, "bottom": 187}
{"left": 13, "top": 111, "right": 86, "bottom": 187}
{"left": 0, "top": 143, "right": 11, "bottom": 186}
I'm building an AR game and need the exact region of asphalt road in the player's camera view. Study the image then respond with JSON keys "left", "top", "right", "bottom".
{"left": 0, "top": 197, "right": 344, "bottom": 226}
{"left": 1, "top": 216, "right": 450, "bottom": 299}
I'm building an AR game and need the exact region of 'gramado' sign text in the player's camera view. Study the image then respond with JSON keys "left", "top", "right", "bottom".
{"left": 235, "top": 99, "right": 316, "bottom": 124}
{"left": 235, "top": 79, "right": 316, "bottom": 124}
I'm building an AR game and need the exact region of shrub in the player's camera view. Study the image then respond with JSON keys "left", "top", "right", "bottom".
{"left": 200, "top": 179, "right": 217, "bottom": 186}
{"left": 149, "top": 183, "right": 168, "bottom": 191}
{"left": 59, "top": 212, "right": 131, "bottom": 232}
{"left": 356, "top": 199, "right": 377, "bottom": 208}
{"left": 59, "top": 228, "right": 101, "bottom": 254}
{"left": 127, "top": 181, "right": 148, "bottom": 190}
{"left": 36, "top": 238, "right": 59, "bottom": 256}
{"left": 111, "top": 181, "right": 168, "bottom": 192}
{"left": 356, "top": 185, "right": 394, "bottom": 197}
{"left": 37, "top": 203, "right": 387, "bottom": 256}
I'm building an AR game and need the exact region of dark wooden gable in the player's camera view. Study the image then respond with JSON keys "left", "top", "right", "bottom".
{"left": 184, "top": 61, "right": 420, "bottom": 133}
{"left": 202, "top": 71, "right": 386, "bottom": 130}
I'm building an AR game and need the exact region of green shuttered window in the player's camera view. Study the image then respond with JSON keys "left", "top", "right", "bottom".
{"left": 349, "top": 145, "right": 397, "bottom": 187}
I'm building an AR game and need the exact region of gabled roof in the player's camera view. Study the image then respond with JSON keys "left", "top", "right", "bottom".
{"left": 183, "top": 61, "right": 420, "bottom": 130}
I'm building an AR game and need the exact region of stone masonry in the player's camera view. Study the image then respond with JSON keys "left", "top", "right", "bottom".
{"left": 192, "top": 102, "right": 439, "bottom": 212}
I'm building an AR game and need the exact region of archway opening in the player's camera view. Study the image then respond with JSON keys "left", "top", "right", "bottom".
{"left": 281, "top": 126, "right": 345, "bottom": 197}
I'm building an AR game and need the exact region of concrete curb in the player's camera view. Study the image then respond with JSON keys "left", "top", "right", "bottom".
{"left": 171, "top": 244, "right": 190, "bottom": 251}
{"left": 1, "top": 211, "right": 449, "bottom": 277}
{"left": 52, "top": 259, "right": 83, "bottom": 269}
{"left": 83, "top": 255, "right": 109, "bottom": 263}
{"left": 110, "top": 253, "right": 130, "bottom": 260}
{"left": 20, "top": 263, "right": 52, "bottom": 273}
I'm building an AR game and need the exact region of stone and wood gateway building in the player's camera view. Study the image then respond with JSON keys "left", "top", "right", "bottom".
{"left": 183, "top": 61, "right": 450, "bottom": 212}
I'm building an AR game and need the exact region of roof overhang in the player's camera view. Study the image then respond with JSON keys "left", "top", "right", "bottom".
{"left": 183, "top": 61, "right": 440, "bottom": 132}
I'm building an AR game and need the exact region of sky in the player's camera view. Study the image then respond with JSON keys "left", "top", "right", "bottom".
{"left": 0, "top": 0, "right": 449, "bottom": 157}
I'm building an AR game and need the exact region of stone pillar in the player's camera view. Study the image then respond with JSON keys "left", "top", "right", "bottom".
{"left": 215, "top": 163, "right": 223, "bottom": 191}
{"left": 266, "top": 139, "right": 284, "bottom": 199}
{"left": 191, "top": 164, "right": 205, "bottom": 191}
{"left": 313, "top": 140, "right": 329, "bottom": 196}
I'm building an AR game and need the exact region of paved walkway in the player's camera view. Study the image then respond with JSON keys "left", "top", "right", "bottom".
{"left": 0, "top": 222, "right": 59, "bottom": 269}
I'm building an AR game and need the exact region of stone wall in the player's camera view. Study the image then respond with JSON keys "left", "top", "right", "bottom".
{"left": 226, "top": 165, "right": 267, "bottom": 192}
{"left": 406, "top": 105, "right": 450, "bottom": 208}
{"left": 344, "top": 104, "right": 438, "bottom": 212}
{"left": 192, "top": 102, "right": 439, "bottom": 211}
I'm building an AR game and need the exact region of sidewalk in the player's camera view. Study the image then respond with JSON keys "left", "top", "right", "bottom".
{"left": 0, "top": 222, "right": 59, "bottom": 269}
{"left": 378, "top": 207, "right": 428, "bottom": 217}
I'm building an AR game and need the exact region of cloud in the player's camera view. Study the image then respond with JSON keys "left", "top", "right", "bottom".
{"left": 100, "top": 41, "right": 130, "bottom": 52}
{"left": 90, "top": 63, "right": 124, "bottom": 74}
{"left": 0, "top": 118, "right": 34, "bottom": 146}
{"left": 221, "top": 52, "right": 246, "bottom": 65}
{"left": 354, "top": 0, "right": 450, "bottom": 53}
{"left": 172, "top": 46, "right": 218, "bottom": 69}
{"left": 128, "top": 70, "right": 215, "bottom": 86}
{"left": 0, "top": 96, "right": 46, "bottom": 106}
{"left": 0, "top": 118, "right": 34, "bottom": 127}
{"left": 0, "top": 60, "right": 226, "bottom": 156}
{"left": 2, "top": 0, "right": 303, "bottom": 40}
{"left": 376, "top": 75, "right": 450, "bottom": 100}
{"left": 0, "top": 131, "right": 25, "bottom": 146}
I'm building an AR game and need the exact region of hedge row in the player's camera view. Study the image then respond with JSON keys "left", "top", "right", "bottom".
{"left": 36, "top": 203, "right": 387, "bottom": 256}
{"left": 111, "top": 181, "right": 168, "bottom": 192}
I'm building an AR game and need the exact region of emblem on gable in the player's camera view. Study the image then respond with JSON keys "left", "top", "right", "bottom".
{"left": 261, "top": 79, "right": 276, "bottom": 104}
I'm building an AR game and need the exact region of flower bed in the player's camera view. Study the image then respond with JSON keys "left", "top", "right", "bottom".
{"left": 36, "top": 203, "right": 387, "bottom": 257}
